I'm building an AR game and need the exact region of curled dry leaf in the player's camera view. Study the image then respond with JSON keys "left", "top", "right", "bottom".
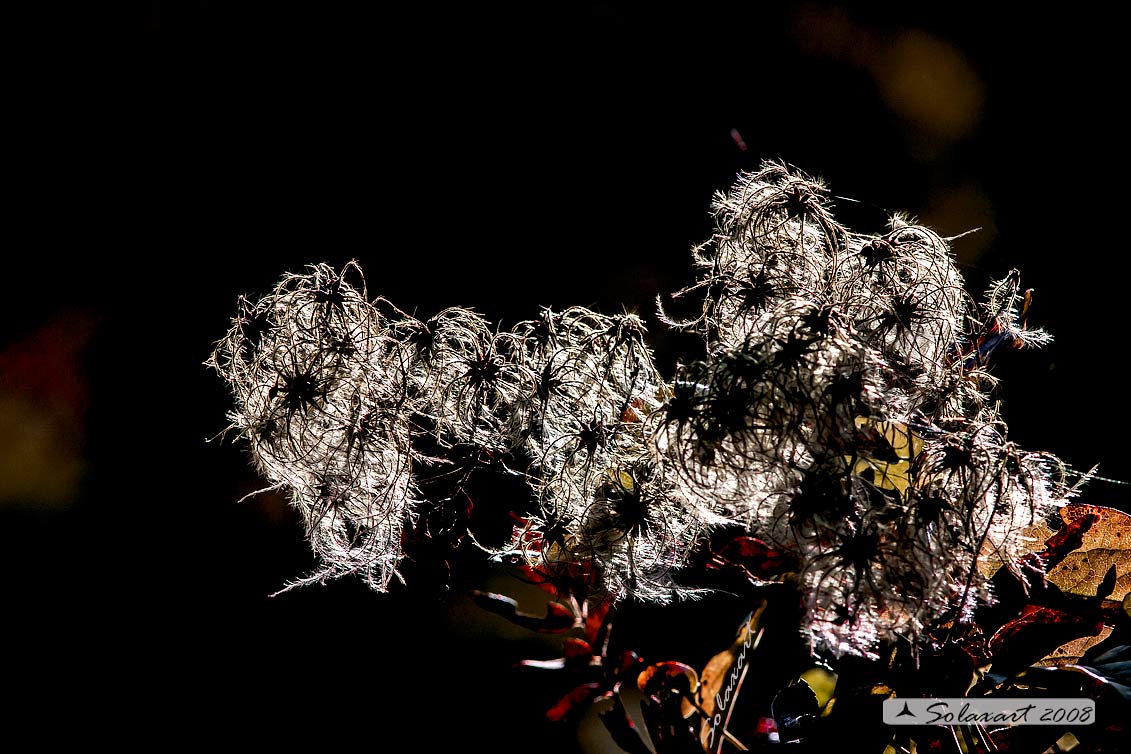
{"left": 697, "top": 600, "right": 767, "bottom": 752}
{"left": 637, "top": 661, "right": 700, "bottom": 719}
{"left": 1037, "top": 624, "right": 1114, "bottom": 667}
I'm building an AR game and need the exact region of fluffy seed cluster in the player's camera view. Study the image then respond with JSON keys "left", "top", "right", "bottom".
{"left": 659, "top": 162, "right": 1063, "bottom": 655}
{"left": 212, "top": 161, "right": 1066, "bottom": 657}
{"left": 210, "top": 265, "right": 714, "bottom": 601}
{"left": 211, "top": 262, "right": 418, "bottom": 591}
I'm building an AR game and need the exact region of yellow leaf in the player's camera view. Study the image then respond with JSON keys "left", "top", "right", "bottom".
{"left": 799, "top": 666, "right": 837, "bottom": 711}
{"left": 850, "top": 417, "right": 923, "bottom": 498}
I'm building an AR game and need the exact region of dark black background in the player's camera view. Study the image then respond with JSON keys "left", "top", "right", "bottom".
{"left": 4, "top": 3, "right": 1127, "bottom": 750}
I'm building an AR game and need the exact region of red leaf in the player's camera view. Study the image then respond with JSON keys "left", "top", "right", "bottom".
{"left": 614, "top": 651, "right": 641, "bottom": 676}
{"left": 546, "top": 683, "right": 600, "bottom": 722}
{"left": 637, "top": 661, "right": 700, "bottom": 699}
{"left": 584, "top": 598, "right": 613, "bottom": 645}
{"left": 562, "top": 637, "right": 593, "bottom": 661}
{"left": 469, "top": 590, "right": 577, "bottom": 633}
{"left": 989, "top": 603, "right": 1105, "bottom": 673}
{"left": 517, "top": 636, "right": 594, "bottom": 670}
{"left": 545, "top": 601, "right": 574, "bottom": 622}
{"left": 714, "top": 536, "right": 797, "bottom": 580}
{"left": 621, "top": 397, "right": 647, "bottom": 424}
{"left": 1042, "top": 511, "right": 1099, "bottom": 569}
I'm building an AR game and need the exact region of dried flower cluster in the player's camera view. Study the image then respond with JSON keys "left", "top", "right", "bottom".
{"left": 658, "top": 163, "right": 1062, "bottom": 655}
{"left": 212, "top": 161, "right": 1067, "bottom": 658}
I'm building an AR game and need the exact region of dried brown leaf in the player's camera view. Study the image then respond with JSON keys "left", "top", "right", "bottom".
{"left": 697, "top": 600, "right": 767, "bottom": 752}
{"left": 1045, "top": 505, "right": 1131, "bottom": 602}
{"left": 1036, "top": 624, "right": 1114, "bottom": 667}
{"left": 979, "top": 504, "right": 1131, "bottom": 600}
{"left": 637, "top": 661, "right": 700, "bottom": 719}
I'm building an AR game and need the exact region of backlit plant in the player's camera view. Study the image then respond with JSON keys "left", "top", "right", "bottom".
{"left": 211, "top": 162, "right": 1130, "bottom": 753}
